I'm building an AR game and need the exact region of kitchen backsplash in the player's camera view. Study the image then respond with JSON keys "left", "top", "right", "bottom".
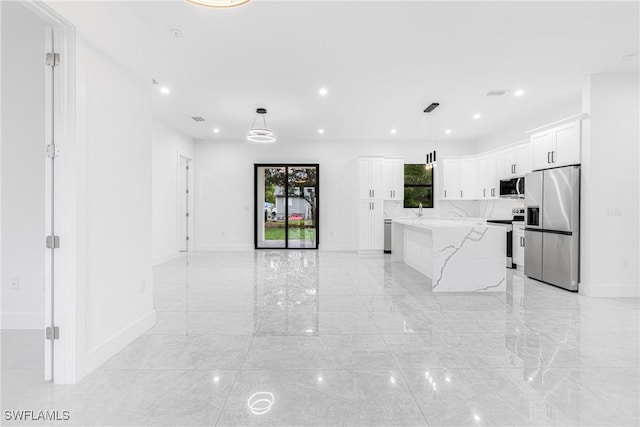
{"left": 383, "top": 199, "right": 524, "bottom": 219}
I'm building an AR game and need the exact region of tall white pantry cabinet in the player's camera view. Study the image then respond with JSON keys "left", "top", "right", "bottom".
{"left": 358, "top": 157, "right": 405, "bottom": 252}
{"left": 358, "top": 157, "right": 384, "bottom": 252}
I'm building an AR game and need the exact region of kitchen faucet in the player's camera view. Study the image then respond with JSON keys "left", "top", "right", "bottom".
{"left": 418, "top": 203, "right": 423, "bottom": 217}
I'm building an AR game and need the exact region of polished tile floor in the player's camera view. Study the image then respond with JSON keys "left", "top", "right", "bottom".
{"left": 2, "top": 251, "right": 639, "bottom": 426}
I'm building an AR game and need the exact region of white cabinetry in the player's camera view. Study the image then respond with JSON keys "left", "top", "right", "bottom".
{"left": 512, "top": 222, "right": 525, "bottom": 268}
{"left": 358, "top": 199, "right": 384, "bottom": 251}
{"left": 461, "top": 158, "right": 478, "bottom": 200}
{"left": 383, "top": 158, "right": 404, "bottom": 201}
{"left": 442, "top": 158, "right": 462, "bottom": 200}
{"left": 358, "top": 157, "right": 384, "bottom": 252}
{"left": 358, "top": 157, "right": 383, "bottom": 199}
{"left": 499, "top": 143, "right": 530, "bottom": 178}
{"left": 530, "top": 119, "right": 581, "bottom": 171}
{"left": 477, "top": 153, "right": 498, "bottom": 199}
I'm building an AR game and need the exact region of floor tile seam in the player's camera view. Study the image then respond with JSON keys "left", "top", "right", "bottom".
{"left": 377, "top": 320, "right": 431, "bottom": 426}
{"left": 213, "top": 335, "right": 255, "bottom": 426}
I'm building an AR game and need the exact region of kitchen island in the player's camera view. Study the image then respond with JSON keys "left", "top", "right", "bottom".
{"left": 391, "top": 218, "right": 506, "bottom": 292}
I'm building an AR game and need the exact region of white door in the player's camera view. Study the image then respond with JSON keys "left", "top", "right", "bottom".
{"left": 485, "top": 153, "right": 498, "bottom": 198}
{"left": 476, "top": 156, "right": 488, "bottom": 198}
{"left": 382, "top": 160, "right": 394, "bottom": 200}
{"left": 358, "top": 200, "right": 372, "bottom": 249}
{"left": 514, "top": 144, "right": 530, "bottom": 176}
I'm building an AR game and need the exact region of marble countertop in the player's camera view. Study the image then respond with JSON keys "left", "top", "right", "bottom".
{"left": 392, "top": 217, "right": 506, "bottom": 231}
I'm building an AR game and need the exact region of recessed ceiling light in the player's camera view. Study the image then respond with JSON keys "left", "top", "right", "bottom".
{"left": 473, "top": 113, "right": 481, "bottom": 120}
{"left": 160, "top": 86, "right": 170, "bottom": 95}
{"left": 318, "top": 87, "right": 328, "bottom": 97}
{"left": 445, "top": 129, "right": 452, "bottom": 135}
{"left": 318, "top": 129, "right": 325, "bottom": 134}
{"left": 390, "top": 128, "right": 397, "bottom": 134}
{"left": 514, "top": 89, "right": 525, "bottom": 97}
{"left": 213, "top": 128, "right": 220, "bottom": 134}
{"left": 168, "top": 27, "right": 183, "bottom": 39}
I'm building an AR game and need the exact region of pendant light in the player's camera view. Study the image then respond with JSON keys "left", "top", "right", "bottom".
{"left": 247, "top": 108, "right": 276, "bottom": 143}
{"left": 424, "top": 103, "right": 439, "bottom": 169}
{"left": 186, "top": 0, "right": 251, "bottom": 8}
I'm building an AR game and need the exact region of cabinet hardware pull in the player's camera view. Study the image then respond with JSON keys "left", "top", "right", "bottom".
{"left": 547, "top": 152, "right": 551, "bottom": 163}
{"left": 514, "top": 164, "right": 517, "bottom": 174}
{"left": 372, "top": 189, "right": 375, "bottom": 198}
{"left": 444, "top": 190, "right": 447, "bottom": 198}
{"left": 460, "top": 190, "right": 463, "bottom": 198}
{"left": 552, "top": 151, "right": 556, "bottom": 163}
{"left": 483, "top": 189, "right": 486, "bottom": 197}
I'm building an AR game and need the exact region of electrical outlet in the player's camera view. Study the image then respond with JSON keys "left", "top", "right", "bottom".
{"left": 10, "top": 278, "right": 19, "bottom": 290}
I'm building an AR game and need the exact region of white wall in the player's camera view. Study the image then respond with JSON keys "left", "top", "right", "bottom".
{"left": 0, "top": 2, "right": 47, "bottom": 329}
{"left": 581, "top": 72, "right": 639, "bottom": 297}
{"left": 476, "top": 99, "right": 582, "bottom": 153}
{"left": 152, "top": 117, "right": 194, "bottom": 265}
{"left": 194, "top": 138, "right": 477, "bottom": 251}
{"left": 44, "top": 0, "right": 155, "bottom": 380}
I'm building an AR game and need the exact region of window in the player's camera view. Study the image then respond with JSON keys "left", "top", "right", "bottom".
{"left": 403, "top": 164, "right": 434, "bottom": 208}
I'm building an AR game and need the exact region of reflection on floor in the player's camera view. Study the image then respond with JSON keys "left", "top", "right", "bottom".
{"left": 2, "top": 251, "right": 639, "bottom": 426}
{"left": 256, "top": 239, "right": 317, "bottom": 249}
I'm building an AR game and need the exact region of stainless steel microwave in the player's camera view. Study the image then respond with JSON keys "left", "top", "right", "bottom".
{"left": 499, "top": 177, "right": 524, "bottom": 199}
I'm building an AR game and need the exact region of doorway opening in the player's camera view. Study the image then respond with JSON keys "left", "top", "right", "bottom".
{"left": 1, "top": 1, "right": 75, "bottom": 383}
{"left": 255, "top": 164, "right": 319, "bottom": 249}
{"left": 178, "top": 155, "right": 193, "bottom": 252}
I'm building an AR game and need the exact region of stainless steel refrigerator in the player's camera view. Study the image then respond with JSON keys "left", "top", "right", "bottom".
{"left": 524, "top": 166, "right": 580, "bottom": 291}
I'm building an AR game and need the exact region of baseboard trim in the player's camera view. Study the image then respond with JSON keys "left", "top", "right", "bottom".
{"left": 1, "top": 312, "right": 43, "bottom": 329}
{"left": 196, "top": 244, "right": 254, "bottom": 251}
{"left": 80, "top": 310, "right": 156, "bottom": 380}
{"left": 318, "top": 244, "right": 355, "bottom": 251}
{"left": 153, "top": 251, "right": 180, "bottom": 266}
{"left": 579, "top": 283, "right": 639, "bottom": 298}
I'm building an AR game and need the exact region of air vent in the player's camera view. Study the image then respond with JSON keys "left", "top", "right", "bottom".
{"left": 151, "top": 79, "right": 159, "bottom": 85}
{"left": 487, "top": 90, "right": 508, "bottom": 96}
{"left": 191, "top": 116, "right": 206, "bottom": 122}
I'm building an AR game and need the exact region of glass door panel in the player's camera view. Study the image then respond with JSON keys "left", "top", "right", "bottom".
{"left": 287, "top": 166, "right": 318, "bottom": 249}
{"left": 257, "top": 166, "right": 287, "bottom": 249}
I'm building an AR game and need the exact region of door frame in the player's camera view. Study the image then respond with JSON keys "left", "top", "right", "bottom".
{"left": 254, "top": 163, "right": 320, "bottom": 250}
{"left": 16, "top": 0, "right": 77, "bottom": 384}
{"left": 177, "top": 152, "right": 193, "bottom": 252}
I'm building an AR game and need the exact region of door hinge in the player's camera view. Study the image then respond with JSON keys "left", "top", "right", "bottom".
{"left": 46, "top": 326, "right": 60, "bottom": 340}
{"left": 46, "top": 52, "right": 60, "bottom": 67}
{"left": 46, "top": 144, "right": 60, "bottom": 158}
{"left": 46, "top": 235, "right": 60, "bottom": 249}
{"left": 186, "top": 236, "right": 190, "bottom": 241}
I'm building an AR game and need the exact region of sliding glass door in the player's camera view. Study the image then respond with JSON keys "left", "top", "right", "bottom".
{"left": 255, "top": 164, "right": 319, "bottom": 249}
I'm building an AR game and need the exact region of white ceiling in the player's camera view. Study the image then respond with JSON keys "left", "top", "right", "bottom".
{"left": 129, "top": 0, "right": 639, "bottom": 143}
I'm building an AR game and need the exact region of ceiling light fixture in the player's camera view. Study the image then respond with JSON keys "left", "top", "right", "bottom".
{"left": 514, "top": 89, "right": 525, "bottom": 97}
{"left": 186, "top": 0, "right": 251, "bottom": 8}
{"left": 318, "top": 87, "right": 328, "bottom": 96}
{"left": 445, "top": 129, "right": 452, "bottom": 135}
{"left": 318, "top": 129, "right": 325, "bottom": 134}
{"left": 247, "top": 108, "right": 275, "bottom": 143}
{"left": 390, "top": 128, "right": 397, "bottom": 134}
{"left": 213, "top": 128, "right": 220, "bottom": 134}
{"left": 159, "top": 86, "right": 171, "bottom": 95}
{"left": 424, "top": 102, "right": 440, "bottom": 169}
{"left": 473, "top": 113, "right": 481, "bottom": 120}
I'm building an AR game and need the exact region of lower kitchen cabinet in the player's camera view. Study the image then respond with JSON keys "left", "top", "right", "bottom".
{"left": 359, "top": 199, "right": 384, "bottom": 251}
{"left": 513, "top": 222, "right": 525, "bottom": 268}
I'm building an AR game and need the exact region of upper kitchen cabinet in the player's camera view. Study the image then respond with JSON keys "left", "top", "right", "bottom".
{"left": 528, "top": 115, "right": 584, "bottom": 171}
{"left": 461, "top": 158, "right": 478, "bottom": 200}
{"left": 358, "top": 157, "right": 384, "bottom": 199}
{"left": 382, "top": 158, "right": 404, "bottom": 201}
{"left": 477, "top": 153, "right": 498, "bottom": 199}
{"left": 498, "top": 143, "right": 530, "bottom": 178}
{"left": 442, "top": 158, "right": 462, "bottom": 200}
